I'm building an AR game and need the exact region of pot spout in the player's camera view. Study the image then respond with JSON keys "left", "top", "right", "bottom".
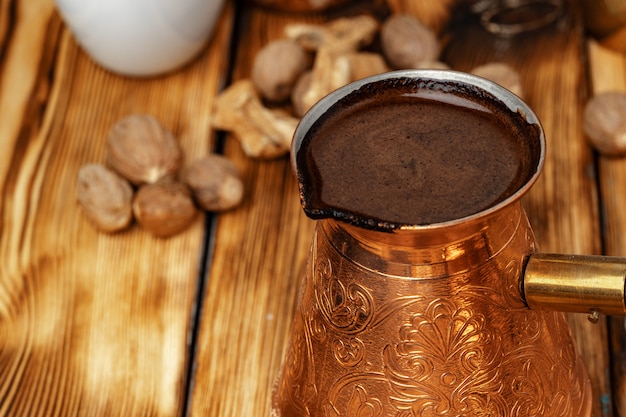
{"left": 523, "top": 253, "right": 626, "bottom": 322}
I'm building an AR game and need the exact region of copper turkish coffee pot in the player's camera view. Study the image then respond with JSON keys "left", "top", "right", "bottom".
{"left": 271, "top": 70, "right": 626, "bottom": 416}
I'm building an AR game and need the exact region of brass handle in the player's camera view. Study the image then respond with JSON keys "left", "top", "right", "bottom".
{"left": 522, "top": 253, "right": 626, "bottom": 322}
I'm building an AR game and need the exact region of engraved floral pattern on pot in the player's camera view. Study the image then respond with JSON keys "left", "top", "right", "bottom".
{"left": 505, "top": 347, "right": 579, "bottom": 417}
{"left": 276, "top": 329, "right": 311, "bottom": 415}
{"left": 333, "top": 337, "right": 366, "bottom": 367}
{"left": 383, "top": 297, "right": 507, "bottom": 416}
{"left": 272, "top": 216, "right": 593, "bottom": 417}
{"left": 314, "top": 256, "right": 374, "bottom": 335}
{"left": 346, "top": 386, "right": 384, "bottom": 417}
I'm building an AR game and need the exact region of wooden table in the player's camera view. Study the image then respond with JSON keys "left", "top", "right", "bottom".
{"left": 1, "top": 0, "right": 626, "bottom": 416}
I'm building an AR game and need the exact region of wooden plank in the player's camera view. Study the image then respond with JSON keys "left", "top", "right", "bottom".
{"left": 0, "top": 1, "right": 234, "bottom": 416}
{"left": 188, "top": 7, "right": 319, "bottom": 416}
{"left": 588, "top": 39, "right": 626, "bottom": 417}
{"left": 0, "top": 0, "right": 58, "bottom": 183}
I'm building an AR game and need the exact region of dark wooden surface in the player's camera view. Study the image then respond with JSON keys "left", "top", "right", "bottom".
{"left": 1, "top": 0, "right": 625, "bottom": 416}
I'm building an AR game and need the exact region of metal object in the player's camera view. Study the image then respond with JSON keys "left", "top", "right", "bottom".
{"left": 524, "top": 253, "right": 626, "bottom": 319}
{"left": 272, "top": 70, "right": 605, "bottom": 416}
{"left": 272, "top": 213, "right": 593, "bottom": 416}
{"left": 477, "top": 0, "right": 565, "bottom": 36}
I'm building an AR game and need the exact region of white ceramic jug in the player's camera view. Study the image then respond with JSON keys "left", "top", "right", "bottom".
{"left": 54, "top": 0, "right": 225, "bottom": 77}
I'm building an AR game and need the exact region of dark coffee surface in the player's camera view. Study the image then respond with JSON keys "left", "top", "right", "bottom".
{"left": 297, "top": 79, "right": 541, "bottom": 228}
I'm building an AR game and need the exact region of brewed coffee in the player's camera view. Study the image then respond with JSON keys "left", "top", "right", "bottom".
{"left": 296, "top": 77, "right": 542, "bottom": 228}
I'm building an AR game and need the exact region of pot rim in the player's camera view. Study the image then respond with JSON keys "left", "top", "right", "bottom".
{"left": 291, "top": 69, "right": 546, "bottom": 232}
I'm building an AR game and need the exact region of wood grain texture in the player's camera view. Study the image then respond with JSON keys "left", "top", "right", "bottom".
{"left": 588, "top": 39, "right": 626, "bottom": 417}
{"left": 188, "top": 8, "right": 318, "bottom": 417}
{"left": 0, "top": 1, "right": 234, "bottom": 416}
{"left": 0, "top": 0, "right": 12, "bottom": 59}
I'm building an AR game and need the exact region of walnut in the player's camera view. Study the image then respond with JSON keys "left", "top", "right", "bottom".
{"left": 380, "top": 14, "right": 440, "bottom": 69}
{"left": 106, "top": 114, "right": 183, "bottom": 186}
{"left": 76, "top": 164, "right": 133, "bottom": 233}
{"left": 471, "top": 62, "right": 524, "bottom": 98}
{"left": 251, "top": 39, "right": 310, "bottom": 103}
{"left": 181, "top": 155, "right": 244, "bottom": 212}
{"left": 583, "top": 91, "right": 626, "bottom": 156}
{"left": 132, "top": 180, "right": 198, "bottom": 238}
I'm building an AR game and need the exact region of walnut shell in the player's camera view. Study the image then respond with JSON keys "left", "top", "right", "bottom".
{"left": 106, "top": 114, "right": 183, "bottom": 185}
{"left": 251, "top": 39, "right": 310, "bottom": 102}
{"left": 380, "top": 14, "right": 440, "bottom": 69}
{"left": 132, "top": 180, "right": 197, "bottom": 238}
{"left": 181, "top": 155, "right": 244, "bottom": 212}
{"left": 583, "top": 91, "right": 626, "bottom": 156}
{"left": 76, "top": 164, "right": 133, "bottom": 233}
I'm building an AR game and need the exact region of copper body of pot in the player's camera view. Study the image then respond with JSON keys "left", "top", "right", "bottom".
{"left": 273, "top": 212, "right": 592, "bottom": 416}
{"left": 268, "top": 70, "right": 623, "bottom": 416}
